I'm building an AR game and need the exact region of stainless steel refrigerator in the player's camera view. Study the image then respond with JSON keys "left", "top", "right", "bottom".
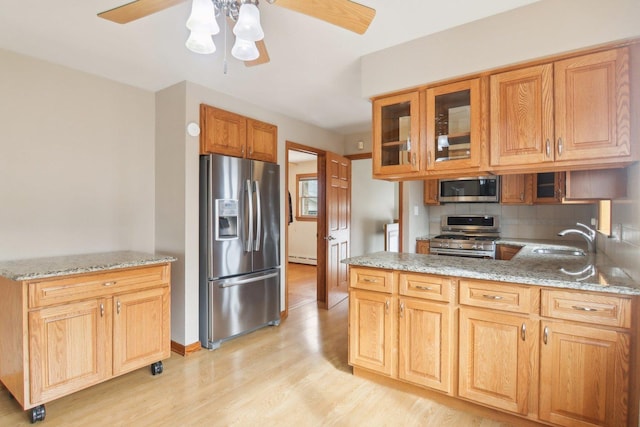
{"left": 199, "top": 153, "right": 280, "bottom": 350}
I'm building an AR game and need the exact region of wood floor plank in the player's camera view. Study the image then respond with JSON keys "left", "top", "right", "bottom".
{"left": 0, "top": 298, "right": 527, "bottom": 426}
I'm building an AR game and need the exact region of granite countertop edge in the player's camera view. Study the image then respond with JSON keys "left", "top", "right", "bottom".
{"left": 0, "top": 251, "right": 178, "bottom": 281}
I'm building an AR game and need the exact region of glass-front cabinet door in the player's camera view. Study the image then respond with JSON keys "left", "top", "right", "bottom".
{"left": 372, "top": 91, "right": 420, "bottom": 178}
{"left": 425, "top": 79, "right": 480, "bottom": 171}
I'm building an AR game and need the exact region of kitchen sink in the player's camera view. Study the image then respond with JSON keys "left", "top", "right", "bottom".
{"left": 533, "top": 247, "right": 585, "bottom": 256}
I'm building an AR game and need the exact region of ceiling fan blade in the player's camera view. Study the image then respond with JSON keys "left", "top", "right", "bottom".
{"left": 245, "top": 40, "right": 271, "bottom": 67}
{"left": 272, "top": 0, "right": 375, "bottom": 35}
{"left": 98, "top": 0, "right": 187, "bottom": 24}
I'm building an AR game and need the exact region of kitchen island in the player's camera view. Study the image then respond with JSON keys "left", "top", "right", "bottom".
{"left": 342, "top": 242, "right": 639, "bottom": 427}
{"left": 0, "top": 251, "right": 176, "bottom": 423}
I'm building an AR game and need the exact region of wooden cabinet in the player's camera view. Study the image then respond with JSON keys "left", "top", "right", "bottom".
{"left": 538, "top": 289, "right": 632, "bottom": 427}
{"left": 490, "top": 48, "right": 631, "bottom": 171}
{"left": 0, "top": 263, "right": 171, "bottom": 418}
{"left": 500, "top": 174, "right": 533, "bottom": 204}
{"left": 496, "top": 244, "right": 523, "bottom": 261}
{"left": 200, "top": 104, "right": 277, "bottom": 163}
{"left": 424, "top": 78, "right": 482, "bottom": 173}
{"left": 423, "top": 179, "right": 439, "bottom": 205}
{"left": 534, "top": 172, "right": 565, "bottom": 203}
{"left": 416, "top": 240, "right": 430, "bottom": 254}
{"left": 372, "top": 92, "right": 421, "bottom": 178}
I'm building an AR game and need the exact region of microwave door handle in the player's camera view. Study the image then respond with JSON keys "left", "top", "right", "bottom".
{"left": 254, "top": 180, "right": 261, "bottom": 251}
{"left": 245, "top": 179, "right": 253, "bottom": 252}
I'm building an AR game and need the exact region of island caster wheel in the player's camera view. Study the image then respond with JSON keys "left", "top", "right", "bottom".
{"left": 30, "top": 404, "right": 45, "bottom": 423}
{"left": 150, "top": 361, "right": 163, "bottom": 375}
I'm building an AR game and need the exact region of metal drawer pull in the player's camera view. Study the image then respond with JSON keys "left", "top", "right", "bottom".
{"left": 362, "top": 278, "right": 379, "bottom": 283}
{"left": 572, "top": 305, "right": 598, "bottom": 312}
{"left": 100, "top": 303, "right": 104, "bottom": 317}
{"left": 543, "top": 326, "right": 549, "bottom": 345}
{"left": 416, "top": 285, "right": 433, "bottom": 291}
{"left": 103, "top": 281, "right": 116, "bottom": 286}
{"left": 482, "top": 294, "right": 504, "bottom": 300}
{"left": 521, "top": 323, "right": 526, "bottom": 341}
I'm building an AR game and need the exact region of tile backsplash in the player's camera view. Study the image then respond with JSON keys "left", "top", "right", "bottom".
{"left": 427, "top": 203, "right": 597, "bottom": 241}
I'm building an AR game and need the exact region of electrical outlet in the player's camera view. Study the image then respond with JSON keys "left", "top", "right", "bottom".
{"left": 414, "top": 206, "right": 419, "bottom": 216}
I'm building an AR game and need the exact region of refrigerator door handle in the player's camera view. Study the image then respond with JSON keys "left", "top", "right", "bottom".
{"left": 215, "top": 270, "right": 279, "bottom": 288}
{"left": 207, "top": 156, "right": 215, "bottom": 277}
{"left": 245, "top": 179, "right": 253, "bottom": 252}
{"left": 254, "top": 180, "right": 262, "bottom": 251}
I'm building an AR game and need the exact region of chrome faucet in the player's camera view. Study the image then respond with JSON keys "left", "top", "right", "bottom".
{"left": 558, "top": 222, "right": 596, "bottom": 253}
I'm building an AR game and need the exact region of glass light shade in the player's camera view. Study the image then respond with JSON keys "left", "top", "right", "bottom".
{"left": 186, "top": 0, "right": 220, "bottom": 35}
{"left": 231, "top": 37, "right": 259, "bottom": 61}
{"left": 186, "top": 31, "right": 216, "bottom": 54}
{"left": 233, "top": 3, "right": 264, "bottom": 41}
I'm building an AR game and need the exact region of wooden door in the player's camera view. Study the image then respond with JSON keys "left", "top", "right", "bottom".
{"left": 533, "top": 172, "right": 565, "bottom": 204}
{"left": 539, "top": 321, "right": 629, "bottom": 427}
{"left": 28, "top": 298, "right": 111, "bottom": 405}
{"left": 554, "top": 48, "right": 630, "bottom": 163}
{"left": 423, "top": 179, "right": 439, "bottom": 205}
{"left": 247, "top": 118, "right": 277, "bottom": 163}
{"left": 200, "top": 104, "right": 247, "bottom": 157}
{"left": 500, "top": 174, "right": 532, "bottom": 204}
{"left": 458, "top": 307, "right": 538, "bottom": 416}
{"left": 490, "top": 64, "right": 554, "bottom": 167}
{"left": 398, "top": 297, "right": 453, "bottom": 393}
{"left": 113, "top": 287, "right": 171, "bottom": 376}
{"left": 348, "top": 290, "right": 395, "bottom": 376}
{"left": 323, "top": 152, "right": 350, "bottom": 308}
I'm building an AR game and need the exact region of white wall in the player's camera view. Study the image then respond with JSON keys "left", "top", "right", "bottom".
{"left": 156, "top": 81, "right": 345, "bottom": 346}
{"left": 288, "top": 160, "right": 318, "bottom": 264}
{"left": 402, "top": 181, "right": 430, "bottom": 253}
{"left": 0, "top": 49, "right": 156, "bottom": 261}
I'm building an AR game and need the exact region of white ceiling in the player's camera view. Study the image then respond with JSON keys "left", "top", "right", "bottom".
{"left": 0, "top": 0, "right": 538, "bottom": 135}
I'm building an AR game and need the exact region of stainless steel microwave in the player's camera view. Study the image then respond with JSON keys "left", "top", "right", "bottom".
{"left": 438, "top": 176, "right": 500, "bottom": 203}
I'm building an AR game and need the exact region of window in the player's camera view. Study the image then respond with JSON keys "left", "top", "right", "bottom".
{"left": 296, "top": 173, "right": 317, "bottom": 221}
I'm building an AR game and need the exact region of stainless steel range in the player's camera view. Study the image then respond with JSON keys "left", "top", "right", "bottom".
{"left": 430, "top": 215, "right": 500, "bottom": 259}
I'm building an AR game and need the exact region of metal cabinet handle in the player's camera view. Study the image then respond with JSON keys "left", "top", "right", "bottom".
{"left": 482, "top": 294, "right": 504, "bottom": 300}
{"left": 362, "top": 278, "right": 378, "bottom": 283}
{"left": 572, "top": 305, "right": 598, "bottom": 312}
{"left": 557, "top": 137, "right": 563, "bottom": 156}
{"left": 521, "top": 323, "right": 526, "bottom": 341}
{"left": 100, "top": 303, "right": 104, "bottom": 317}
{"left": 385, "top": 299, "right": 390, "bottom": 314}
{"left": 520, "top": 192, "right": 525, "bottom": 201}
{"left": 412, "top": 153, "right": 416, "bottom": 167}
{"left": 543, "top": 326, "right": 549, "bottom": 345}
{"left": 545, "top": 139, "right": 551, "bottom": 157}
{"left": 416, "top": 285, "right": 433, "bottom": 291}
{"left": 400, "top": 302, "right": 405, "bottom": 318}
{"left": 102, "top": 281, "right": 116, "bottom": 287}
{"left": 427, "top": 152, "right": 432, "bottom": 166}
{"left": 117, "top": 300, "right": 121, "bottom": 315}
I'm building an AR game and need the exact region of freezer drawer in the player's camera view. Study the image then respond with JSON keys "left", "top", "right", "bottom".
{"left": 203, "top": 268, "right": 280, "bottom": 349}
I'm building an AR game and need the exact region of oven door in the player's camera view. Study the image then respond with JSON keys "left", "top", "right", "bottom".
{"left": 430, "top": 247, "right": 495, "bottom": 259}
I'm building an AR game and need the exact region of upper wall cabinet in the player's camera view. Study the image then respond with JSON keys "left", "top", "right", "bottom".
{"left": 200, "top": 104, "right": 278, "bottom": 163}
{"left": 490, "top": 48, "right": 631, "bottom": 171}
{"left": 424, "top": 78, "right": 482, "bottom": 173}
{"left": 372, "top": 92, "right": 421, "bottom": 179}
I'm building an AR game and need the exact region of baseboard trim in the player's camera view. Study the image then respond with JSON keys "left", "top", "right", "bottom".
{"left": 171, "top": 340, "right": 202, "bottom": 356}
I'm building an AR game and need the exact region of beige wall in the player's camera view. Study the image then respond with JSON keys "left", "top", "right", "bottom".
{"left": 0, "top": 49, "right": 156, "bottom": 261}
{"left": 288, "top": 160, "right": 318, "bottom": 264}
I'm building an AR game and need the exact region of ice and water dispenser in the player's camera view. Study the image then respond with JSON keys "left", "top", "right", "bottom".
{"left": 215, "top": 199, "right": 239, "bottom": 241}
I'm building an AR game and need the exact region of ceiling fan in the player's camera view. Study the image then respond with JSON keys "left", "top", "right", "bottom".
{"left": 97, "top": 0, "right": 376, "bottom": 67}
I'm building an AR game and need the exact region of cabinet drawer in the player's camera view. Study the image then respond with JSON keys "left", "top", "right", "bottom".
{"left": 28, "top": 265, "right": 169, "bottom": 308}
{"left": 459, "top": 280, "right": 538, "bottom": 314}
{"left": 350, "top": 267, "right": 395, "bottom": 293}
{"left": 541, "top": 289, "right": 631, "bottom": 328}
{"left": 399, "top": 273, "right": 453, "bottom": 302}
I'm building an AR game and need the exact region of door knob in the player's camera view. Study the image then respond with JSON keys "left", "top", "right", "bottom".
{"left": 325, "top": 235, "right": 336, "bottom": 241}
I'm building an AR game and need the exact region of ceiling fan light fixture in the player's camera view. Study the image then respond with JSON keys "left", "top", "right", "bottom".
{"left": 233, "top": 3, "right": 264, "bottom": 42}
{"left": 186, "top": 0, "right": 220, "bottom": 35}
{"left": 186, "top": 31, "right": 217, "bottom": 54}
{"left": 231, "top": 37, "right": 259, "bottom": 61}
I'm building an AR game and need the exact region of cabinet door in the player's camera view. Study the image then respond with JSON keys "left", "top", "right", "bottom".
{"left": 423, "top": 179, "right": 439, "bottom": 205}
{"left": 372, "top": 92, "right": 420, "bottom": 177}
{"left": 29, "top": 298, "right": 111, "bottom": 405}
{"left": 554, "top": 48, "right": 630, "bottom": 163}
{"left": 113, "top": 286, "right": 170, "bottom": 376}
{"left": 247, "top": 118, "right": 277, "bottom": 163}
{"left": 348, "top": 290, "right": 395, "bottom": 376}
{"left": 425, "top": 78, "right": 481, "bottom": 171}
{"left": 540, "top": 321, "right": 629, "bottom": 427}
{"left": 490, "top": 64, "right": 554, "bottom": 167}
{"left": 459, "top": 308, "right": 538, "bottom": 416}
{"left": 415, "top": 240, "right": 430, "bottom": 255}
{"left": 533, "top": 172, "right": 565, "bottom": 203}
{"left": 398, "top": 298, "right": 453, "bottom": 393}
{"left": 200, "top": 104, "right": 247, "bottom": 157}
{"left": 500, "top": 174, "right": 532, "bottom": 204}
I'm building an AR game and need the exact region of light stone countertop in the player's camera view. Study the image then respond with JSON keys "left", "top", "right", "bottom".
{"left": 0, "top": 251, "right": 177, "bottom": 281}
{"left": 342, "top": 239, "right": 639, "bottom": 296}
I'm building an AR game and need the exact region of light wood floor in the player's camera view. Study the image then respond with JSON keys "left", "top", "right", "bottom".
{"left": 0, "top": 299, "right": 534, "bottom": 426}
{"left": 287, "top": 262, "right": 317, "bottom": 310}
